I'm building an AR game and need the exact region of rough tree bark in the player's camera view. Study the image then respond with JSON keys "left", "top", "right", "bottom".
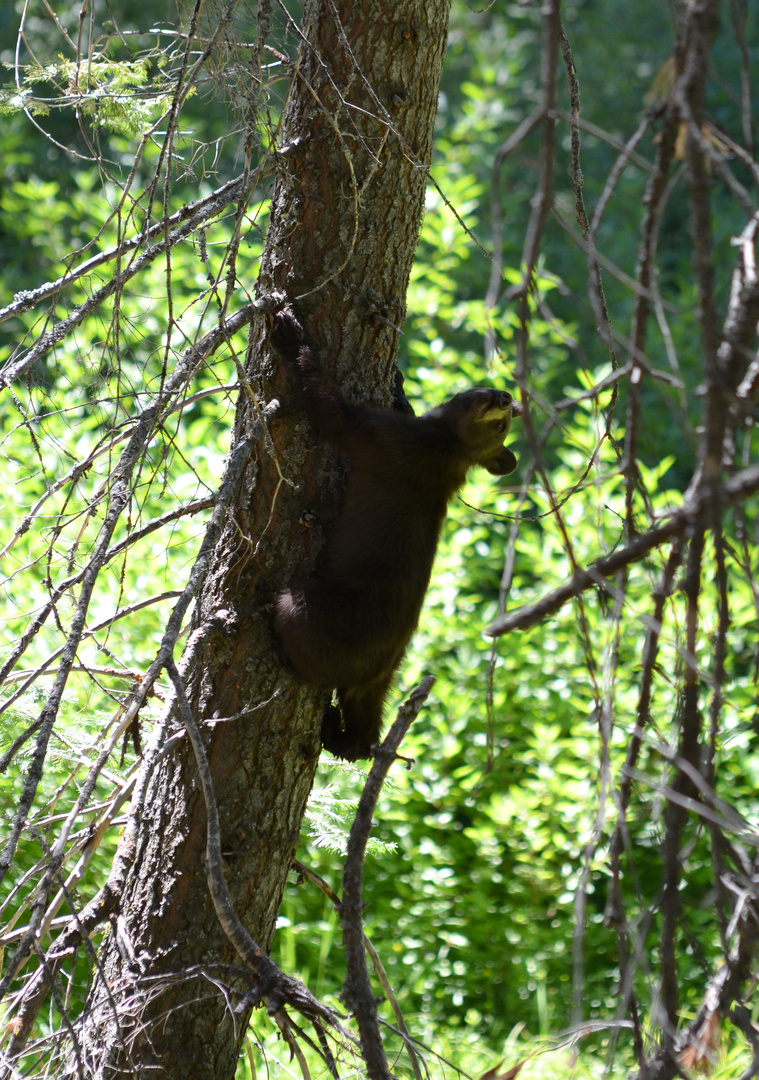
{"left": 73, "top": 2, "right": 450, "bottom": 1077}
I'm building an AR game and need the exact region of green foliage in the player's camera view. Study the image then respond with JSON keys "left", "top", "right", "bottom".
{"left": 0, "top": 55, "right": 177, "bottom": 135}
{"left": 303, "top": 777, "right": 397, "bottom": 856}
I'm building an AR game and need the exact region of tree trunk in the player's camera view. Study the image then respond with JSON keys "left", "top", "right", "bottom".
{"left": 75, "top": 2, "right": 450, "bottom": 1077}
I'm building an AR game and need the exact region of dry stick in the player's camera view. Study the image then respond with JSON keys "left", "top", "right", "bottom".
{"left": 681, "top": 110, "right": 755, "bottom": 218}
{"left": 623, "top": 109, "right": 679, "bottom": 537}
{"left": 312, "top": 1020, "right": 341, "bottom": 1080}
{"left": 483, "top": 19, "right": 608, "bottom": 688}
{"left": 496, "top": 9, "right": 559, "bottom": 470}
{"left": 274, "top": 1012, "right": 314, "bottom": 1080}
{"left": 681, "top": 213, "right": 759, "bottom": 501}
{"left": 4, "top": 792, "right": 149, "bottom": 1062}
{"left": 666, "top": 895, "right": 759, "bottom": 1080}
{"left": 279, "top": 1010, "right": 339, "bottom": 1075}
{"left": 12, "top": 937, "right": 130, "bottom": 1077}
{"left": 728, "top": 0, "right": 754, "bottom": 160}
{"left": 720, "top": 214, "right": 759, "bottom": 445}
{"left": 486, "top": 509, "right": 688, "bottom": 638}
{"left": 500, "top": 3, "right": 601, "bottom": 686}
{"left": 589, "top": 114, "right": 654, "bottom": 240}
{"left": 511, "top": 3, "right": 600, "bottom": 703}
{"left": 483, "top": 105, "right": 546, "bottom": 319}
{"left": 0, "top": 455, "right": 136, "bottom": 898}
{"left": 658, "top": 79, "right": 717, "bottom": 1041}
{"left": 678, "top": 5, "right": 721, "bottom": 386}
{"left": 606, "top": 541, "right": 685, "bottom": 1070}
{"left": 649, "top": 220, "right": 759, "bottom": 1074}
{"left": 292, "top": 859, "right": 425, "bottom": 1080}
{"left": 0, "top": 422, "right": 264, "bottom": 1050}
{"left": 28, "top": 827, "right": 131, "bottom": 1079}
{"left": 166, "top": 659, "right": 345, "bottom": 1032}
{"left": 341, "top": 677, "right": 435, "bottom": 1080}
{"left": 486, "top": 460, "right": 759, "bottom": 639}
{"left": 515, "top": 0, "right": 558, "bottom": 310}
{"left": 32, "top": 683, "right": 173, "bottom": 940}
{"left": 647, "top": 168, "right": 695, "bottom": 427}
{"left": 0, "top": 389, "right": 273, "bottom": 999}
{"left": 572, "top": 585, "right": 621, "bottom": 1031}
{"left": 0, "top": 176, "right": 246, "bottom": 324}
{"left": 705, "top": 523, "right": 732, "bottom": 949}
{"left": 0, "top": 461, "right": 146, "bottom": 996}
{"left": 655, "top": 3, "right": 756, "bottom": 1058}
{"left": 559, "top": 23, "right": 619, "bottom": 386}
{"left": 0, "top": 181, "right": 248, "bottom": 388}
{"left": 31, "top": 942, "right": 85, "bottom": 1080}
{"left": 0, "top": 302, "right": 260, "bottom": 698}
{"left": 628, "top": 737, "right": 759, "bottom": 851}
{"left": 557, "top": 31, "right": 624, "bottom": 1026}
{"left": 659, "top": 524, "right": 705, "bottom": 1046}
{"left": 707, "top": 126, "right": 759, "bottom": 197}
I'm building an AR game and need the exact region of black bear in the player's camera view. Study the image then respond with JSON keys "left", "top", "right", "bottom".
{"left": 270, "top": 308, "right": 521, "bottom": 760}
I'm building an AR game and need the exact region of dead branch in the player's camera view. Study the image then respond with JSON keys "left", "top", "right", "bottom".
{"left": 340, "top": 677, "right": 435, "bottom": 1080}
{"left": 167, "top": 657, "right": 348, "bottom": 1035}
{"left": 486, "top": 462, "right": 759, "bottom": 638}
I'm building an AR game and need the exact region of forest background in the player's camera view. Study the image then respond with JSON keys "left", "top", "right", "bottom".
{"left": 1, "top": 0, "right": 759, "bottom": 1078}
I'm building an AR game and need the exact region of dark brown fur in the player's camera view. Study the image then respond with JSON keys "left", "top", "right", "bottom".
{"left": 270, "top": 309, "right": 521, "bottom": 760}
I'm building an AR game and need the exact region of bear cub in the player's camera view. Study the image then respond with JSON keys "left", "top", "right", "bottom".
{"left": 269, "top": 308, "right": 521, "bottom": 761}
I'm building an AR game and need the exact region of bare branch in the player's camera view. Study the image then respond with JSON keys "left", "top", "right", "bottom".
{"left": 487, "top": 463, "right": 759, "bottom": 638}
{"left": 341, "top": 677, "right": 435, "bottom": 1080}
{"left": 167, "top": 657, "right": 346, "bottom": 1030}
{"left": 0, "top": 176, "right": 247, "bottom": 325}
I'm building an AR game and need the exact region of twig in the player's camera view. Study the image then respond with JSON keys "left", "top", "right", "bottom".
{"left": 341, "top": 677, "right": 435, "bottom": 1080}
{"left": 292, "top": 859, "right": 425, "bottom": 1080}
{"left": 0, "top": 302, "right": 265, "bottom": 698}
{"left": 0, "top": 176, "right": 246, "bottom": 325}
{"left": 0, "top": 417, "right": 262, "bottom": 1005}
{"left": 167, "top": 659, "right": 346, "bottom": 1030}
{"left": 0, "top": 193, "right": 257, "bottom": 388}
{"left": 486, "top": 462, "right": 759, "bottom": 637}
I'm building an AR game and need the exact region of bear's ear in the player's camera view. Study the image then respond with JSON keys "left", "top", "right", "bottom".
{"left": 485, "top": 447, "right": 518, "bottom": 476}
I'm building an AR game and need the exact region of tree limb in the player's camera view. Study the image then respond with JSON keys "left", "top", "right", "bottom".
{"left": 487, "top": 463, "right": 759, "bottom": 638}
{"left": 341, "top": 677, "right": 435, "bottom": 1080}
